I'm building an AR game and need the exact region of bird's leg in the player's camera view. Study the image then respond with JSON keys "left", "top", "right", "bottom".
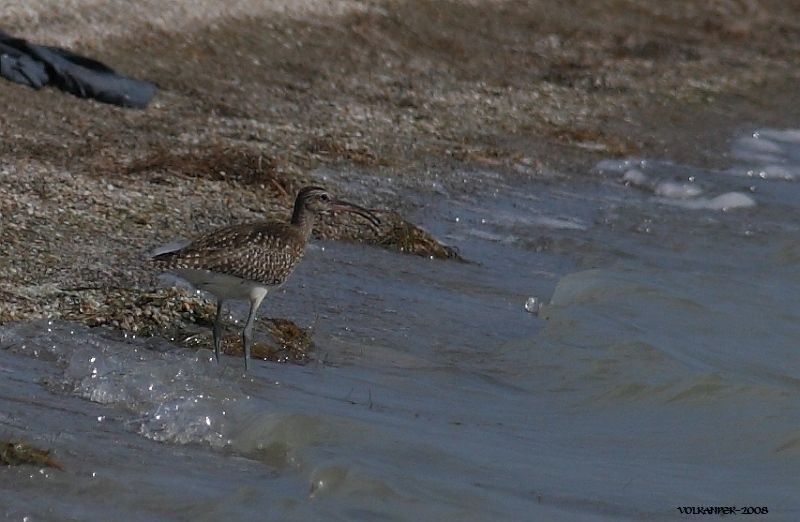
{"left": 242, "top": 292, "right": 267, "bottom": 370}
{"left": 213, "top": 300, "right": 224, "bottom": 363}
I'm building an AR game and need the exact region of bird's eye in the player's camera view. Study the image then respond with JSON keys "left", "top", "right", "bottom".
{"left": 319, "top": 193, "right": 330, "bottom": 201}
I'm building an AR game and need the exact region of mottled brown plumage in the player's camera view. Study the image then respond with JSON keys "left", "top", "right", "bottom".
{"left": 152, "top": 222, "right": 309, "bottom": 287}
{"left": 150, "top": 186, "right": 379, "bottom": 370}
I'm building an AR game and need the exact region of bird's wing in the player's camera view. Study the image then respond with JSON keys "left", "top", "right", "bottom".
{"left": 153, "top": 223, "right": 304, "bottom": 285}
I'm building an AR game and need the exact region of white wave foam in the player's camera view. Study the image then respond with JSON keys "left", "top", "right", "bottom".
{"left": 656, "top": 191, "right": 755, "bottom": 211}
{"left": 594, "top": 158, "right": 647, "bottom": 174}
{"left": 653, "top": 181, "right": 703, "bottom": 199}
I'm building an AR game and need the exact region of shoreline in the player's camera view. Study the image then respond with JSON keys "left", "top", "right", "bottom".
{"left": 2, "top": 0, "right": 800, "bottom": 331}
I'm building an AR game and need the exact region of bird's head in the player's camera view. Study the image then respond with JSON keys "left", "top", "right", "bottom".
{"left": 293, "top": 186, "right": 380, "bottom": 227}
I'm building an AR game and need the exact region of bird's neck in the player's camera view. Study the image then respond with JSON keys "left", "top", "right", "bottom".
{"left": 291, "top": 203, "right": 316, "bottom": 236}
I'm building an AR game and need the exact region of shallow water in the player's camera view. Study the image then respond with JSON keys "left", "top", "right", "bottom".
{"left": 2, "top": 129, "right": 800, "bottom": 521}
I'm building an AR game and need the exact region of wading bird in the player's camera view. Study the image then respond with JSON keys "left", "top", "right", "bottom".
{"left": 151, "top": 186, "right": 379, "bottom": 370}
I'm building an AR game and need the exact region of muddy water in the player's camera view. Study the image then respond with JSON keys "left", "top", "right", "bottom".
{"left": 2, "top": 129, "right": 800, "bottom": 521}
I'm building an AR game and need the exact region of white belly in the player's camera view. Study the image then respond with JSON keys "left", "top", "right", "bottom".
{"left": 170, "top": 268, "right": 269, "bottom": 303}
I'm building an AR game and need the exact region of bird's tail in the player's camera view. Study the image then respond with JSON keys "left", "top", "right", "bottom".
{"left": 146, "top": 239, "right": 191, "bottom": 264}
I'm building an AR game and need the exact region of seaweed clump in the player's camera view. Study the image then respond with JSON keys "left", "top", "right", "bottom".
{"left": 305, "top": 135, "right": 388, "bottom": 167}
{"left": 1, "top": 441, "right": 62, "bottom": 470}
{"left": 60, "top": 287, "right": 314, "bottom": 365}
{"left": 376, "top": 213, "right": 461, "bottom": 259}
{"left": 125, "top": 143, "right": 291, "bottom": 192}
{"left": 61, "top": 287, "right": 215, "bottom": 336}
{"left": 216, "top": 317, "right": 313, "bottom": 364}
{"left": 316, "top": 210, "right": 461, "bottom": 260}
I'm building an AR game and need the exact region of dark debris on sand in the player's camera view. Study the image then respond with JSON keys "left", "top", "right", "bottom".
{"left": 0, "top": 440, "right": 63, "bottom": 470}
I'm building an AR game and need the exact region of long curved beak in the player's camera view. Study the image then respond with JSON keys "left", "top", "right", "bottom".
{"left": 331, "top": 199, "right": 381, "bottom": 228}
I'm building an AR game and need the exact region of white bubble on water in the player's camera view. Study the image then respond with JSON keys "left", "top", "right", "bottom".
{"left": 309, "top": 465, "right": 348, "bottom": 498}
{"left": 524, "top": 297, "right": 543, "bottom": 315}
{"left": 622, "top": 169, "right": 649, "bottom": 187}
{"left": 654, "top": 181, "right": 703, "bottom": 198}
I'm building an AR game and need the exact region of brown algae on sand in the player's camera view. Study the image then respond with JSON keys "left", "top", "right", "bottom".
{"left": 0, "top": 441, "right": 63, "bottom": 470}
{"left": 60, "top": 287, "right": 314, "bottom": 364}
{"left": 61, "top": 287, "right": 217, "bottom": 335}
{"left": 376, "top": 213, "right": 460, "bottom": 259}
{"left": 125, "top": 143, "right": 291, "bottom": 191}
{"left": 215, "top": 317, "right": 314, "bottom": 364}
{"left": 316, "top": 210, "right": 461, "bottom": 260}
